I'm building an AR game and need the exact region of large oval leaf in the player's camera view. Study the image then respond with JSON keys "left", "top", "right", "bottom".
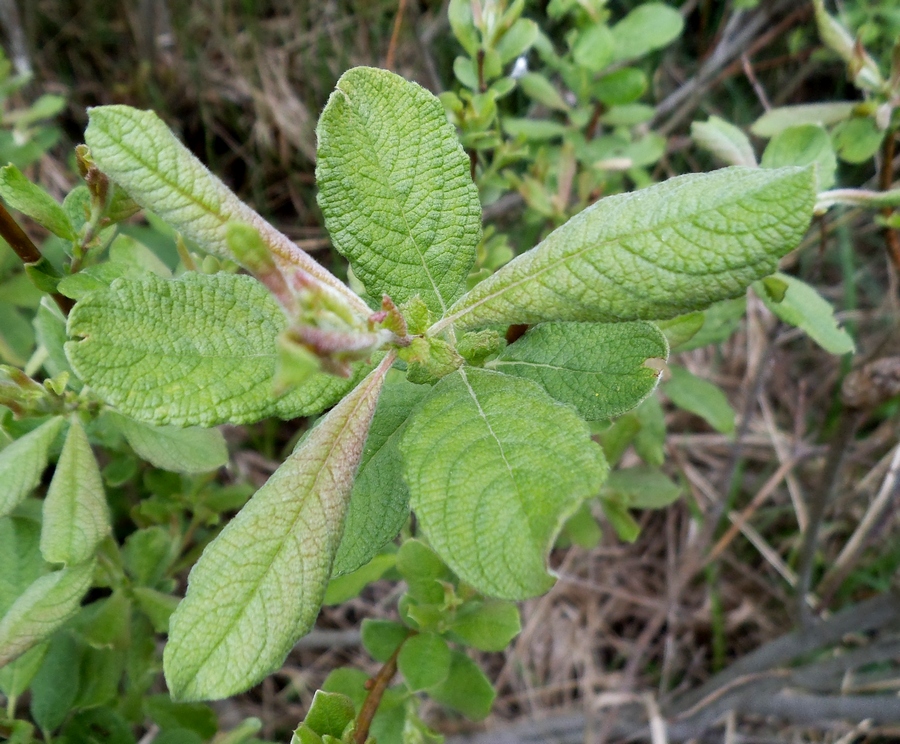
{"left": 40, "top": 417, "right": 110, "bottom": 566}
{"left": 163, "top": 355, "right": 392, "bottom": 701}
{"left": 433, "top": 166, "right": 815, "bottom": 333}
{"left": 66, "top": 272, "right": 355, "bottom": 426}
{"left": 487, "top": 321, "right": 667, "bottom": 420}
{"left": 317, "top": 67, "right": 481, "bottom": 316}
{"left": 401, "top": 368, "right": 607, "bottom": 599}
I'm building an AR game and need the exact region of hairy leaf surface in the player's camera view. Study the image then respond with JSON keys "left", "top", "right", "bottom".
{"left": 40, "top": 417, "right": 110, "bottom": 566}
{"left": 109, "top": 412, "right": 228, "bottom": 474}
{"left": 66, "top": 273, "right": 355, "bottom": 426}
{"left": 488, "top": 322, "right": 667, "bottom": 420}
{"left": 317, "top": 67, "right": 481, "bottom": 315}
{"left": 0, "top": 560, "right": 94, "bottom": 667}
{"left": 84, "top": 105, "right": 368, "bottom": 316}
{"left": 754, "top": 272, "right": 855, "bottom": 355}
{"left": 164, "top": 355, "right": 392, "bottom": 701}
{"left": 435, "top": 167, "right": 815, "bottom": 333}
{"left": 401, "top": 368, "right": 607, "bottom": 599}
{"left": 332, "top": 374, "right": 430, "bottom": 575}
{"left": 0, "top": 416, "right": 65, "bottom": 518}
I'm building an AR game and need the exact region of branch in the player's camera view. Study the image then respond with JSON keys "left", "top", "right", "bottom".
{"left": 354, "top": 632, "right": 411, "bottom": 744}
{"left": 0, "top": 201, "right": 74, "bottom": 315}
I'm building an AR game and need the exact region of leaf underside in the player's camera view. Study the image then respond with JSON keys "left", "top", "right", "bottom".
{"left": 163, "top": 356, "right": 392, "bottom": 701}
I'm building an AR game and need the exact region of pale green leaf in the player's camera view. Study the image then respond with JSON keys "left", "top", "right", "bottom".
{"left": 751, "top": 102, "right": 856, "bottom": 137}
{"left": 602, "top": 466, "right": 682, "bottom": 509}
{"left": 40, "top": 417, "right": 110, "bottom": 566}
{"left": 502, "top": 118, "right": 568, "bottom": 141}
{"left": 0, "top": 516, "right": 46, "bottom": 615}
{"left": 611, "top": 3, "right": 684, "bottom": 62}
{"left": 448, "top": 600, "right": 521, "bottom": 651}
{"left": 316, "top": 67, "right": 481, "bottom": 316}
{"left": 84, "top": 105, "right": 367, "bottom": 317}
{"left": 496, "top": 18, "right": 539, "bottom": 64}
{"left": 487, "top": 321, "right": 667, "bottom": 420}
{"left": 332, "top": 374, "right": 429, "bottom": 575}
{"left": 163, "top": 355, "right": 392, "bottom": 701}
{"left": 427, "top": 650, "right": 495, "bottom": 721}
{"left": 761, "top": 125, "right": 836, "bottom": 190}
{"left": 0, "top": 165, "right": 77, "bottom": 241}
{"left": 675, "top": 296, "right": 746, "bottom": 351}
{"left": 691, "top": 116, "right": 757, "bottom": 167}
{"left": 654, "top": 312, "right": 704, "bottom": 351}
{"left": 754, "top": 272, "right": 855, "bottom": 355}
{"left": 398, "top": 632, "right": 451, "bottom": 691}
{"left": 0, "top": 416, "right": 65, "bottom": 518}
{"left": 832, "top": 117, "right": 884, "bottom": 164}
{"left": 663, "top": 366, "right": 735, "bottom": 434}
{"left": 435, "top": 167, "right": 815, "bottom": 333}
{"left": 109, "top": 411, "right": 228, "bottom": 474}
{"left": 573, "top": 23, "right": 614, "bottom": 72}
{"left": 66, "top": 272, "right": 355, "bottom": 426}
{"left": 518, "top": 72, "right": 570, "bottom": 111}
{"left": 324, "top": 552, "right": 395, "bottom": 605}
{"left": 0, "top": 560, "right": 95, "bottom": 667}
{"left": 401, "top": 368, "right": 607, "bottom": 599}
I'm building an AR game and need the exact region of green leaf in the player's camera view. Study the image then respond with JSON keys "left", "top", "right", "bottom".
{"left": 332, "top": 375, "right": 429, "bottom": 575}
{"left": 448, "top": 600, "right": 521, "bottom": 651}
{"left": 593, "top": 68, "right": 648, "bottom": 106}
{"left": 436, "top": 167, "right": 815, "bottom": 333}
{"left": 495, "top": 19, "right": 539, "bottom": 64}
{"left": 502, "top": 117, "right": 568, "bottom": 141}
{"left": 488, "top": 321, "right": 667, "bottom": 420}
{"left": 0, "top": 559, "right": 95, "bottom": 667}
{"left": 427, "top": 650, "right": 495, "bottom": 721}
{"left": 66, "top": 272, "right": 355, "bottom": 426}
{"left": 123, "top": 526, "right": 175, "bottom": 587}
{"left": 603, "top": 466, "right": 681, "bottom": 509}
{"left": 34, "top": 300, "right": 77, "bottom": 381}
{"left": 316, "top": 67, "right": 481, "bottom": 316}
{"left": 145, "top": 695, "right": 218, "bottom": 739}
{"left": 448, "top": 0, "right": 479, "bottom": 56}
{"left": 633, "top": 395, "right": 666, "bottom": 467}
{"left": 611, "top": 3, "right": 684, "bottom": 62}
{"left": 751, "top": 102, "right": 856, "bottom": 137}
{"left": 654, "top": 312, "right": 704, "bottom": 351}
{"left": 518, "top": 72, "right": 570, "bottom": 111}
{"left": 109, "top": 412, "right": 228, "bottom": 474}
{"left": 0, "top": 516, "right": 46, "bottom": 615}
{"left": 361, "top": 619, "right": 409, "bottom": 663}
{"left": 40, "top": 417, "right": 110, "bottom": 566}
{"left": 0, "top": 416, "right": 65, "bottom": 518}
{"left": 84, "top": 105, "right": 366, "bottom": 317}
{"left": 133, "top": 587, "right": 179, "bottom": 633}
{"left": 675, "top": 297, "right": 746, "bottom": 351}
{"left": 0, "top": 642, "right": 48, "bottom": 699}
{"left": 401, "top": 368, "right": 607, "bottom": 599}
{"left": 691, "top": 116, "right": 757, "bottom": 167}
{"left": 663, "top": 366, "right": 735, "bottom": 434}
{"left": 30, "top": 632, "right": 81, "bottom": 733}
{"left": 302, "top": 690, "right": 355, "bottom": 739}
{"left": 600, "top": 498, "right": 640, "bottom": 543}
{"left": 398, "top": 632, "right": 451, "bottom": 691}
{"left": 753, "top": 272, "right": 855, "bottom": 355}
{"left": 163, "top": 355, "right": 392, "bottom": 701}
{"left": 0, "top": 165, "right": 77, "bottom": 241}
{"left": 572, "top": 23, "right": 614, "bottom": 72}
{"left": 761, "top": 125, "right": 836, "bottom": 190}
{"left": 323, "top": 552, "right": 395, "bottom": 605}
{"left": 832, "top": 117, "right": 884, "bottom": 164}
{"left": 395, "top": 539, "right": 453, "bottom": 605}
